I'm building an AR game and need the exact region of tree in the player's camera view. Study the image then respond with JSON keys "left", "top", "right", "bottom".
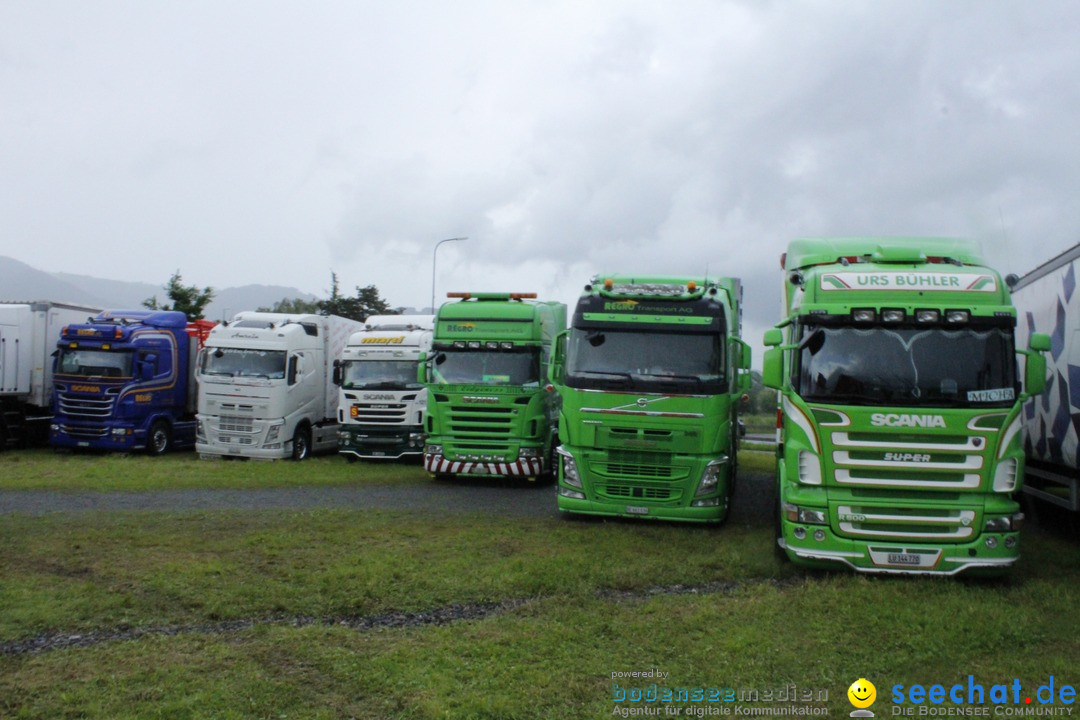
{"left": 257, "top": 297, "right": 320, "bottom": 314}
{"left": 316, "top": 271, "right": 397, "bottom": 323}
{"left": 143, "top": 271, "right": 215, "bottom": 320}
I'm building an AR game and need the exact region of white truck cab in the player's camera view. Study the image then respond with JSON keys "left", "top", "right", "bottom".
{"left": 334, "top": 314, "right": 434, "bottom": 460}
{"left": 196, "top": 311, "right": 361, "bottom": 460}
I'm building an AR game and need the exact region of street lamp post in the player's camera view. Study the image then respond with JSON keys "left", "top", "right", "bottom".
{"left": 431, "top": 236, "right": 468, "bottom": 312}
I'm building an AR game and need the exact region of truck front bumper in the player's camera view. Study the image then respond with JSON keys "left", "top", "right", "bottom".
{"left": 50, "top": 422, "right": 145, "bottom": 451}
{"left": 554, "top": 445, "right": 731, "bottom": 523}
{"left": 338, "top": 425, "right": 425, "bottom": 460}
{"left": 424, "top": 452, "right": 543, "bottom": 478}
{"left": 778, "top": 522, "right": 1020, "bottom": 576}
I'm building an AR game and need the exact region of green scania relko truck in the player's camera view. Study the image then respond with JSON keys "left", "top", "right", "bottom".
{"left": 763, "top": 237, "right": 1049, "bottom": 575}
{"left": 550, "top": 275, "right": 751, "bottom": 522}
{"left": 421, "top": 292, "right": 566, "bottom": 479}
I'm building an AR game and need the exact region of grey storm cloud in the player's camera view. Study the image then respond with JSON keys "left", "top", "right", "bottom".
{"left": 3, "top": 0, "right": 1080, "bottom": 336}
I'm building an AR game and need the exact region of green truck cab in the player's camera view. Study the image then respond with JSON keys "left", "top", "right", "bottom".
{"left": 421, "top": 292, "right": 567, "bottom": 479}
{"left": 551, "top": 275, "right": 751, "bottom": 523}
{"left": 763, "top": 238, "right": 1049, "bottom": 575}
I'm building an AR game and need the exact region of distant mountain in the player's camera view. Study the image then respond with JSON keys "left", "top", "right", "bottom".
{"left": 0, "top": 258, "right": 109, "bottom": 307}
{"left": 0, "top": 257, "right": 318, "bottom": 320}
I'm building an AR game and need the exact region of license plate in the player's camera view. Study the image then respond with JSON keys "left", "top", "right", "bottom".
{"left": 626, "top": 506, "right": 650, "bottom": 515}
{"left": 887, "top": 553, "right": 922, "bottom": 566}
{"left": 371, "top": 451, "right": 385, "bottom": 456}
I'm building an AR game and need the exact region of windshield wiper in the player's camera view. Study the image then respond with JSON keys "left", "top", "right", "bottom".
{"left": 574, "top": 370, "right": 632, "bottom": 384}
{"left": 643, "top": 373, "right": 705, "bottom": 386}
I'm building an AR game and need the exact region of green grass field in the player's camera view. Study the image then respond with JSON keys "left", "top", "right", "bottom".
{"left": 2, "top": 450, "right": 1079, "bottom": 719}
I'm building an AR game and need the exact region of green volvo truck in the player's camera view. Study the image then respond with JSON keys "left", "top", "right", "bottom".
{"left": 421, "top": 292, "right": 567, "bottom": 479}
{"left": 763, "top": 237, "right": 1049, "bottom": 575}
{"left": 550, "top": 275, "right": 751, "bottom": 522}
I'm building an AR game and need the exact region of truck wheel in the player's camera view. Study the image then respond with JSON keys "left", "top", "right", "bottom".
{"left": 147, "top": 421, "right": 172, "bottom": 456}
{"left": 291, "top": 426, "right": 311, "bottom": 461}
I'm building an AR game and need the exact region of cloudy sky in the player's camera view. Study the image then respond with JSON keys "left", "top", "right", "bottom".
{"left": 3, "top": 1, "right": 1080, "bottom": 359}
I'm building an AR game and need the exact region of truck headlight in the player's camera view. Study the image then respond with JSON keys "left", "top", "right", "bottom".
{"left": 797, "top": 450, "right": 822, "bottom": 485}
{"left": 519, "top": 447, "right": 540, "bottom": 459}
{"left": 557, "top": 447, "right": 581, "bottom": 487}
{"left": 266, "top": 423, "right": 282, "bottom": 443}
{"left": 984, "top": 513, "right": 1024, "bottom": 532}
{"left": 695, "top": 457, "right": 728, "bottom": 497}
{"left": 783, "top": 503, "right": 828, "bottom": 525}
{"left": 425, "top": 444, "right": 442, "bottom": 456}
{"left": 993, "top": 457, "right": 1018, "bottom": 493}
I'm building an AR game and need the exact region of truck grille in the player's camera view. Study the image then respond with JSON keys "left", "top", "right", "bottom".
{"left": 446, "top": 406, "right": 515, "bottom": 440}
{"left": 58, "top": 424, "right": 108, "bottom": 439}
{"left": 830, "top": 431, "right": 985, "bottom": 490}
{"left": 351, "top": 402, "right": 408, "bottom": 424}
{"left": 835, "top": 505, "right": 978, "bottom": 541}
{"left": 218, "top": 416, "right": 254, "bottom": 433}
{"left": 590, "top": 450, "right": 688, "bottom": 503}
{"left": 595, "top": 450, "right": 678, "bottom": 480}
{"left": 58, "top": 393, "right": 115, "bottom": 418}
{"left": 602, "top": 485, "right": 675, "bottom": 501}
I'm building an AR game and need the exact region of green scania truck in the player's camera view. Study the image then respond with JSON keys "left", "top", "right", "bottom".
{"left": 550, "top": 275, "right": 751, "bottom": 523}
{"left": 421, "top": 292, "right": 567, "bottom": 479}
{"left": 763, "top": 237, "right": 1049, "bottom": 575}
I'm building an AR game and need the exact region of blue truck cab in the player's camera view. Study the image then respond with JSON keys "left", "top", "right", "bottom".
{"left": 49, "top": 310, "right": 210, "bottom": 454}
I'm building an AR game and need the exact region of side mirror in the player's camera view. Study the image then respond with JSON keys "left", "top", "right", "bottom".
{"left": 1023, "top": 332, "right": 1050, "bottom": 396}
{"left": 140, "top": 353, "right": 158, "bottom": 381}
{"left": 549, "top": 331, "right": 568, "bottom": 385}
{"left": 417, "top": 352, "right": 429, "bottom": 384}
{"left": 763, "top": 328, "right": 783, "bottom": 347}
{"left": 332, "top": 359, "right": 343, "bottom": 386}
{"left": 762, "top": 347, "right": 784, "bottom": 390}
{"left": 288, "top": 355, "right": 300, "bottom": 386}
{"left": 1029, "top": 332, "right": 1051, "bottom": 353}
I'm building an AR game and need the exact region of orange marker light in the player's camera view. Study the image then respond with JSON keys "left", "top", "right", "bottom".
{"left": 687, "top": 281, "right": 697, "bottom": 292}
{"left": 603, "top": 278, "right": 614, "bottom": 290}
{"left": 447, "top": 292, "right": 471, "bottom": 299}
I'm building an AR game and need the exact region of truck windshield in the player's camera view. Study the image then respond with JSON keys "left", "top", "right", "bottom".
{"left": 56, "top": 349, "right": 133, "bottom": 378}
{"left": 432, "top": 350, "right": 540, "bottom": 386}
{"left": 201, "top": 348, "right": 287, "bottom": 379}
{"left": 564, "top": 328, "right": 725, "bottom": 393}
{"left": 797, "top": 325, "right": 1018, "bottom": 407}
{"left": 342, "top": 360, "right": 422, "bottom": 390}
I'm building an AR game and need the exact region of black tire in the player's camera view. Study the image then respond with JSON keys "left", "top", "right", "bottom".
{"left": 291, "top": 425, "right": 311, "bottom": 461}
{"left": 147, "top": 420, "right": 172, "bottom": 456}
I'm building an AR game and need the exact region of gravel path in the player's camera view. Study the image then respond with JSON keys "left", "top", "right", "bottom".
{"left": 0, "top": 471, "right": 775, "bottom": 524}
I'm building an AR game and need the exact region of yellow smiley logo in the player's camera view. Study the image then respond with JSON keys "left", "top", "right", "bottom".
{"left": 848, "top": 678, "right": 876, "bottom": 708}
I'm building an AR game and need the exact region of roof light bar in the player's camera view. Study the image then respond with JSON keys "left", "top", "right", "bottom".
{"left": 945, "top": 309, "right": 970, "bottom": 324}
{"left": 881, "top": 308, "right": 905, "bottom": 324}
{"left": 915, "top": 309, "right": 939, "bottom": 324}
{"left": 852, "top": 308, "right": 875, "bottom": 323}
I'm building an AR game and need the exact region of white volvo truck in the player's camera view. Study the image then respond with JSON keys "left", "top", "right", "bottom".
{"left": 196, "top": 311, "right": 362, "bottom": 460}
{"left": 334, "top": 314, "right": 434, "bottom": 460}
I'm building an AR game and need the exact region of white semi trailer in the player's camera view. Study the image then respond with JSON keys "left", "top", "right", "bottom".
{"left": 1012, "top": 241, "right": 1080, "bottom": 511}
{"left": 0, "top": 301, "right": 102, "bottom": 448}
{"left": 196, "top": 311, "right": 362, "bottom": 460}
{"left": 333, "top": 314, "right": 434, "bottom": 460}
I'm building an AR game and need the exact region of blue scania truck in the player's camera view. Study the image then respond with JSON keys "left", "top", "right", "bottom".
{"left": 49, "top": 310, "right": 213, "bottom": 454}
